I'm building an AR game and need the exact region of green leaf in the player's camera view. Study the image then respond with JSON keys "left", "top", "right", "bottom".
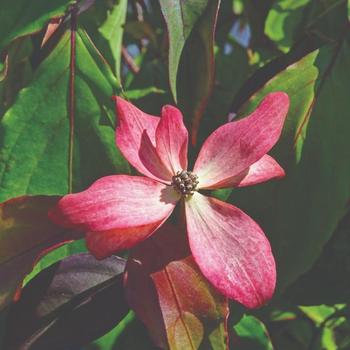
{"left": 125, "top": 224, "right": 228, "bottom": 350}
{"left": 286, "top": 212, "right": 350, "bottom": 304}
{"left": 0, "top": 29, "right": 129, "bottom": 202}
{"left": 123, "top": 49, "right": 172, "bottom": 115}
{"left": 271, "top": 318, "right": 313, "bottom": 350}
{"left": 0, "top": 195, "right": 80, "bottom": 311}
{"left": 230, "top": 34, "right": 350, "bottom": 291}
{"left": 243, "top": 0, "right": 273, "bottom": 49}
{"left": 177, "top": 0, "right": 220, "bottom": 143}
{"left": 233, "top": 0, "right": 245, "bottom": 14}
{"left": 124, "top": 20, "right": 158, "bottom": 48}
{"left": 124, "top": 87, "right": 166, "bottom": 100}
{"left": 87, "top": 311, "right": 159, "bottom": 350}
{"left": 159, "top": 0, "right": 210, "bottom": 103}
{"left": 23, "top": 239, "right": 86, "bottom": 285}
{"left": 299, "top": 305, "right": 342, "bottom": 325}
{"left": 265, "top": 0, "right": 311, "bottom": 52}
{"left": 196, "top": 41, "right": 250, "bottom": 147}
{"left": 0, "top": 38, "right": 33, "bottom": 116}
{"left": 105, "top": 313, "right": 158, "bottom": 350}
{"left": 0, "top": 0, "right": 75, "bottom": 52}
{"left": 265, "top": 0, "right": 348, "bottom": 52}
{"left": 97, "top": 0, "right": 128, "bottom": 81}
{"left": 232, "top": 315, "right": 273, "bottom": 350}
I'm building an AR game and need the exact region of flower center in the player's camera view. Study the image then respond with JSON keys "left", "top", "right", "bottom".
{"left": 171, "top": 170, "right": 199, "bottom": 198}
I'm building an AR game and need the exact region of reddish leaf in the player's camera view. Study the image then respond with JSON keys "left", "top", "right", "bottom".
{"left": 0, "top": 196, "right": 81, "bottom": 310}
{"left": 125, "top": 223, "right": 229, "bottom": 350}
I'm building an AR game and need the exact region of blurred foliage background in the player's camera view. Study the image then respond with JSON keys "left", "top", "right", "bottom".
{"left": 0, "top": 0, "right": 350, "bottom": 349}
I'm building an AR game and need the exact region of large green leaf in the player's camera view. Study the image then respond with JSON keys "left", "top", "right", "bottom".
{"left": 0, "top": 0, "right": 74, "bottom": 52}
{"left": 0, "top": 196, "right": 81, "bottom": 311}
{"left": 159, "top": 0, "right": 209, "bottom": 103}
{"left": 177, "top": 0, "right": 220, "bottom": 144}
{"left": 0, "top": 29, "right": 129, "bottom": 202}
{"left": 230, "top": 33, "right": 350, "bottom": 291}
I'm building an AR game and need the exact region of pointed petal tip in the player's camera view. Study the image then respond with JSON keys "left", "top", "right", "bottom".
{"left": 194, "top": 91, "right": 290, "bottom": 189}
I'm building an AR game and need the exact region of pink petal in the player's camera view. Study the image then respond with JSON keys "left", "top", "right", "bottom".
{"left": 193, "top": 92, "right": 289, "bottom": 189}
{"left": 114, "top": 97, "right": 173, "bottom": 183}
{"left": 236, "top": 155, "right": 285, "bottom": 187}
{"left": 155, "top": 105, "right": 188, "bottom": 175}
{"left": 185, "top": 193, "right": 276, "bottom": 308}
{"left": 49, "top": 175, "right": 179, "bottom": 257}
{"left": 217, "top": 155, "right": 285, "bottom": 188}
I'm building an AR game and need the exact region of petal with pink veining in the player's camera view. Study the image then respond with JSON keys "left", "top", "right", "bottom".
{"left": 211, "top": 155, "right": 285, "bottom": 189}
{"left": 114, "top": 97, "right": 173, "bottom": 183}
{"left": 155, "top": 105, "right": 188, "bottom": 175}
{"left": 49, "top": 175, "right": 179, "bottom": 248}
{"left": 194, "top": 92, "right": 289, "bottom": 189}
{"left": 236, "top": 155, "right": 285, "bottom": 188}
{"left": 185, "top": 192, "right": 276, "bottom": 309}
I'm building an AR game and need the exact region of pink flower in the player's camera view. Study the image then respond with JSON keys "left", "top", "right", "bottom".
{"left": 49, "top": 92, "right": 289, "bottom": 308}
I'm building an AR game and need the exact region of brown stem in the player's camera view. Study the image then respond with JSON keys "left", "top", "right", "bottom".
{"left": 68, "top": 5, "right": 77, "bottom": 193}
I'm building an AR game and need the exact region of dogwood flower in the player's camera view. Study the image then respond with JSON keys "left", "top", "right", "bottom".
{"left": 49, "top": 92, "right": 289, "bottom": 308}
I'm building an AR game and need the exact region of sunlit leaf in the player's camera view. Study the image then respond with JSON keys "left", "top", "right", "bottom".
{"left": 0, "top": 29, "right": 129, "bottom": 202}
{"left": 299, "top": 305, "right": 345, "bottom": 325}
{"left": 265, "top": 0, "right": 311, "bottom": 52}
{"left": 97, "top": 0, "right": 128, "bottom": 81}
{"left": 232, "top": 315, "right": 273, "bottom": 350}
{"left": 125, "top": 224, "right": 228, "bottom": 350}
{"left": 265, "top": 0, "right": 348, "bottom": 52}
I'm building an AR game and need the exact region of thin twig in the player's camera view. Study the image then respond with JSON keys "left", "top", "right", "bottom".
{"left": 121, "top": 46, "right": 140, "bottom": 74}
